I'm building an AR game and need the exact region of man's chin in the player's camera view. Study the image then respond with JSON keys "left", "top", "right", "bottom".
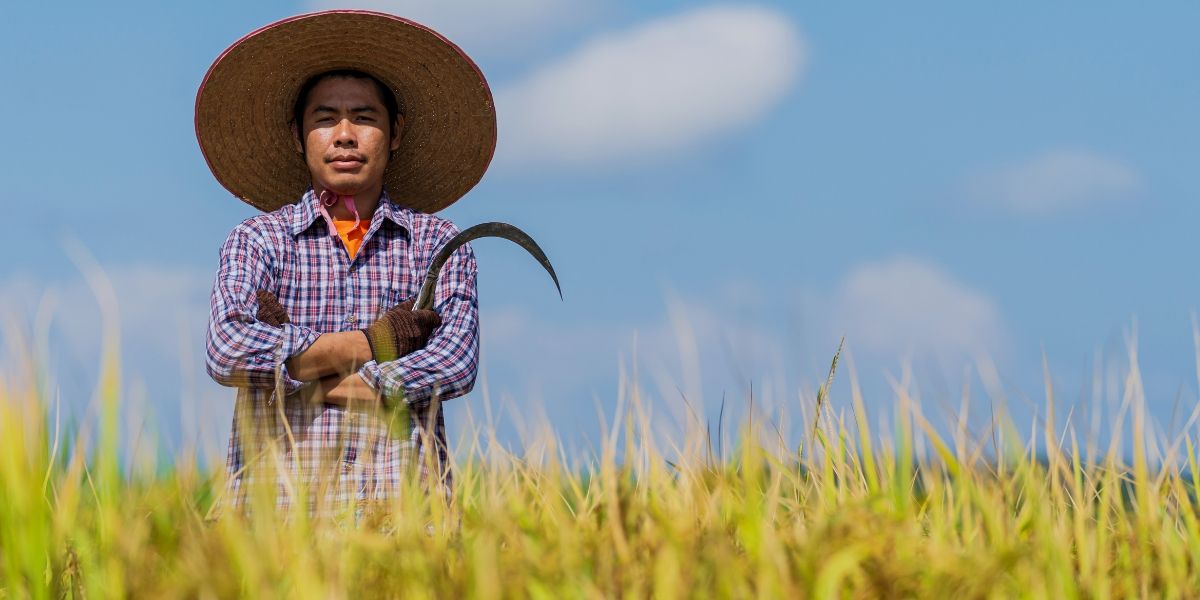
{"left": 316, "top": 175, "right": 369, "bottom": 197}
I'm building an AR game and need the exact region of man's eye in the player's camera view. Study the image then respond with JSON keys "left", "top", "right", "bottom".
{"left": 357, "top": 116, "right": 375, "bottom": 122}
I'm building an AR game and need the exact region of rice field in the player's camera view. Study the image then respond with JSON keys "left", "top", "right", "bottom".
{"left": 4, "top": 332, "right": 1200, "bottom": 599}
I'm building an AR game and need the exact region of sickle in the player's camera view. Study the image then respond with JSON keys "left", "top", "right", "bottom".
{"left": 413, "top": 222, "right": 562, "bottom": 311}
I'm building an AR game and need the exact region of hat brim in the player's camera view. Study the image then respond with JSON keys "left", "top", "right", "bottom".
{"left": 195, "top": 10, "right": 496, "bottom": 213}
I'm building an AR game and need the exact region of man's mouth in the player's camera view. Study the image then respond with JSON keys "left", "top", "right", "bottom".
{"left": 327, "top": 154, "right": 366, "bottom": 171}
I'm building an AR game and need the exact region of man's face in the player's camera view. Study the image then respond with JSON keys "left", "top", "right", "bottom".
{"left": 294, "top": 76, "right": 403, "bottom": 197}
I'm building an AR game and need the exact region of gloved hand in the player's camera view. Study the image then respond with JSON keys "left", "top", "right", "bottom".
{"left": 256, "top": 290, "right": 290, "bottom": 328}
{"left": 361, "top": 298, "right": 442, "bottom": 364}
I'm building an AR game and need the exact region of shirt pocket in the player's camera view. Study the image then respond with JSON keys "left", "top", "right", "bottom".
{"left": 377, "top": 285, "right": 404, "bottom": 319}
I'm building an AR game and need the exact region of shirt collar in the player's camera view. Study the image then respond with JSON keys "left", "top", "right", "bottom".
{"left": 289, "top": 188, "right": 412, "bottom": 237}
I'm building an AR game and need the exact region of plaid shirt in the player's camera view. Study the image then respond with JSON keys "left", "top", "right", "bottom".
{"left": 206, "top": 189, "right": 478, "bottom": 512}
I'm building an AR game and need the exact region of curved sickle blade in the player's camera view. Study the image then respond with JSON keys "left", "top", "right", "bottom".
{"left": 413, "top": 222, "right": 562, "bottom": 311}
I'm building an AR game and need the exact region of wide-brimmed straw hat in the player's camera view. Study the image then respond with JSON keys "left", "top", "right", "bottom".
{"left": 195, "top": 10, "right": 496, "bottom": 213}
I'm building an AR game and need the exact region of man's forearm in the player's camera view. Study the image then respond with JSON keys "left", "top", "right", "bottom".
{"left": 296, "top": 372, "right": 380, "bottom": 407}
{"left": 285, "top": 331, "right": 373, "bottom": 381}
{"left": 359, "top": 235, "right": 479, "bottom": 406}
{"left": 320, "top": 372, "right": 380, "bottom": 406}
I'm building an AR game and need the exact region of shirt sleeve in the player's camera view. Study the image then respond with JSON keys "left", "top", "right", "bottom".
{"left": 358, "top": 222, "right": 480, "bottom": 408}
{"left": 205, "top": 222, "right": 319, "bottom": 394}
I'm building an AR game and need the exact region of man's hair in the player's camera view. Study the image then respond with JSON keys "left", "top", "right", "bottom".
{"left": 291, "top": 69, "right": 402, "bottom": 138}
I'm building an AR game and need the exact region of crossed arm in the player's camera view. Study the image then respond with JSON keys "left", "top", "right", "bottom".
{"left": 285, "top": 332, "right": 377, "bottom": 405}
{"left": 205, "top": 222, "right": 479, "bottom": 407}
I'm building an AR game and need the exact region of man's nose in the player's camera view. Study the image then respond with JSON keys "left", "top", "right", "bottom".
{"left": 333, "top": 118, "right": 357, "bottom": 147}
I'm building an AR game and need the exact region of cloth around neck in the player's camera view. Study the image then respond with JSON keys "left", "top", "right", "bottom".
{"left": 333, "top": 215, "right": 369, "bottom": 259}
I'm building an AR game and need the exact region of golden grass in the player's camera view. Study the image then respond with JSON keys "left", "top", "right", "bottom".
{"left": 4, "top": 325, "right": 1200, "bottom": 599}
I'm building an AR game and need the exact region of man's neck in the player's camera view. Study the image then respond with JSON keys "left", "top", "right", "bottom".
{"left": 314, "top": 183, "right": 382, "bottom": 222}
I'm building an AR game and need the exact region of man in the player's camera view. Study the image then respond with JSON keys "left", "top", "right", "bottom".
{"left": 196, "top": 11, "right": 497, "bottom": 513}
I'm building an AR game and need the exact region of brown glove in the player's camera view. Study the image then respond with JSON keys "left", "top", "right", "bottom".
{"left": 256, "top": 290, "right": 290, "bottom": 328}
{"left": 361, "top": 298, "right": 442, "bottom": 364}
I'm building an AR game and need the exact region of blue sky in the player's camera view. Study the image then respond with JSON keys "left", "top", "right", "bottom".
{"left": 2, "top": 1, "right": 1198, "bottom": 458}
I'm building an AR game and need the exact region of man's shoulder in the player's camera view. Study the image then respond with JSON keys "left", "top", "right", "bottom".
{"left": 397, "top": 205, "right": 463, "bottom": 242}
{"left": 224, "top": 202, "right": 298, "bottom": 243}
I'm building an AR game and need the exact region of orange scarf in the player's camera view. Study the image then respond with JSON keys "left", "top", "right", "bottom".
{"left": 333, "top": 217, "right": 369, "bottom": 259}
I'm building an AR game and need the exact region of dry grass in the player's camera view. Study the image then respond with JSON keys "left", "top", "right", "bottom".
{"left": 4, "top": 321, "right": 1200, "bottom": 599}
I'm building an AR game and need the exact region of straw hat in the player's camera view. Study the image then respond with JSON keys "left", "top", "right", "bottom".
{"left": 195, "top": 10, "right": 496, "bottom": 213}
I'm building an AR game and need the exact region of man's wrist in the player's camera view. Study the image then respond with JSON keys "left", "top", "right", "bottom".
{"left": 323, "top": 330, "right": 373, "bottom": 374}
{"left": 345, "top": 330, "right": 374, "bottom": 370}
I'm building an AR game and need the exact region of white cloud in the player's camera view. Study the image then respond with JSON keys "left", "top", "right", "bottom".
{"left": 494, "top": 5, "right": 806, "bottom": 169}
{"left": 831, "top": 257, "right": 1007, "bottom": 359}
{"left": 967, "top": 149, "right": 1139, "bottom": 216}
{"left": 304, "top": 0, "right": 587, "bottom": 55}
{"left": 36, "top": 265, "right": 212, "bottom": 364}
{"left": 0, "top": 264, "right": 229, "bottom": 452}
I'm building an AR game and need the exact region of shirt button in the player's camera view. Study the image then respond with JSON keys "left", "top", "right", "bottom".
{"left": 346, "top": 314, "right": 358, "bottom": 325}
